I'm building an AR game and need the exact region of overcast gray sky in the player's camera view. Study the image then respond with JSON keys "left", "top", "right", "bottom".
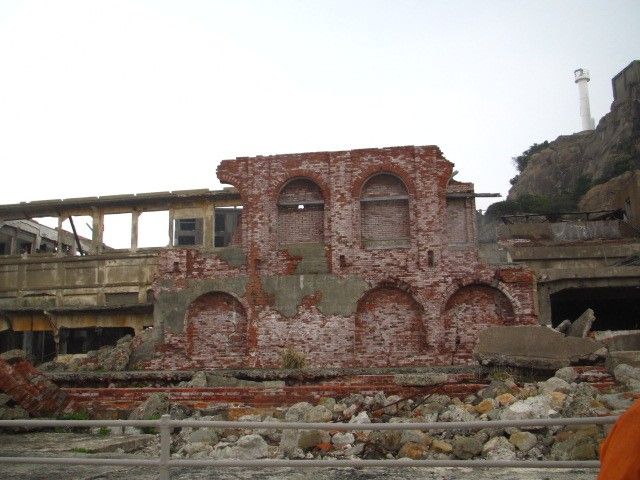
{"left": 1, "top": 0, "right": 639, "bottom": 215}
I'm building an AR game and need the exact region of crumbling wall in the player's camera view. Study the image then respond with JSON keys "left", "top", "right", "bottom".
{"left": 137, "top": 146, "right": 537, "bottom": 370}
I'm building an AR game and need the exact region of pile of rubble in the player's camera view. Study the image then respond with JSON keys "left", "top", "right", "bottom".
{"left": 39, "top": 332, "right": 153, "bottom": 372}
{"left": 118, "top": 365, "right": 639, "bottom": 463}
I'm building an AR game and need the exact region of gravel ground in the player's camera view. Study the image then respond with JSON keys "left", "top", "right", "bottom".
{"left": 0, "top": 463, "right": 599, "bottom": 480}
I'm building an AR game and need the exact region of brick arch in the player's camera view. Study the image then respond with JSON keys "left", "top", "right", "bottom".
{"left": 354, "top": 287, "right": 426, "bottom": 367}
{"left": 442, "top": 284, "right": 516, "bottom": 364}
{"left": 440, "top": 277, "right": 522, "bottom": 315}
{"left": 274, "top": 172, "right": 331, "bottom": 206}
{"left": 352, "top": 165, "right": 416, "bottom": 199}
{"left": 185, "top": 291, "right": 248, "bottom": 368}
{"left": 277, "top": 177, "right": 326, "bottom": 245}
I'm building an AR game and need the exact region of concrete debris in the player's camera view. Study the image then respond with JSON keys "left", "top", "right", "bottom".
{"left": 555, "top": 320, "right": 572, "bottom": 334}
{"left": 473, "top": 325, "right": 606, "bottom": 370}
{"left": 5, "top": 364, "right": 640, "bottom": 464}
{"left": 566, "top": 309, "right": 596, "bottom": 338}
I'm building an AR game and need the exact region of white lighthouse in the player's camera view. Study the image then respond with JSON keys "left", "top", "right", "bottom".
{"left": 574, "top": 68, "right": 595, "bottom": 131}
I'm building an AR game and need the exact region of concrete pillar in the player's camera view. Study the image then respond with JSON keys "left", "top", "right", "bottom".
{"left": 56, "top": 216, "right": 65, "bottom": 257}
{"left": 94, "top": 210, "right": 104, "bottom": 254}
{"left": 131, "top": 210, "right": 139, "bottom": 252}
{"left": 168, "top": 211, "right": 175, "bottom": 247}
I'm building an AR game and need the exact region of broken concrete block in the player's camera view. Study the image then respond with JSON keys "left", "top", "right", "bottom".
{"left": 566, "top": 309, "right": 595, "bottom": 338}
{"left": 555, "top": 320, "right": 572, "bottom": 334}
{"left": 473, "top": 325, "right": 605, "bottom": 370}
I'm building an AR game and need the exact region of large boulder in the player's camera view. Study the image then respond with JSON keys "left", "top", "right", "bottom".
{"left": 474, "top": 325, "right": 605, "bottom": 370}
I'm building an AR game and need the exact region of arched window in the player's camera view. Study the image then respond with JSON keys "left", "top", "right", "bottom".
{"left": 360, "top": 173, "right": 410, "bottom": 248}
{"left": 277, "top": 178, "right": 325, "bottom": 245}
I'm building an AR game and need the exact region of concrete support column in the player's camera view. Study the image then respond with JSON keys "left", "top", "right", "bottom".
{"left": 93, "top": 210, "right": 104, "bottom": 254}
{"left": 168, "top": 211, "right": 175, "bottom": 247}
{"left": 131, "top": 210, "right": 140, "bottom": 252}
{"left": 203, "top": 205, "right": 214, "bottom": 250}
{"left": 56, "top": 216, "right": 65, "bottom": 257}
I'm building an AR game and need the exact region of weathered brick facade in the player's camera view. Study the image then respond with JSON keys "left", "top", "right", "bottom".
{"left": 140, "top": 145, "right": 537, "bottom": 370}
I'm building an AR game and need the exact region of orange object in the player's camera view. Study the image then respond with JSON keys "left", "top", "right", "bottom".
{"left": 598, "top": 398, "right": 640, "bottom": 479}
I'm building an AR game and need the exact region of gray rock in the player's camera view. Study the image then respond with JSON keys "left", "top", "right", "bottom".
{"left": 452, "top": 435, "right": 482, "bottom": 459}
{"left": 178, "top": 442, "right": 213, "bottom": 458}
{"left": 187, "top": 371, "right": 208, "bottom": 387}
{"left": 348, "top": 411, "right": 370, "bottom": 424}
{"left": 439, "top": 405, "right": 476, "bottom": 423}
{"left": 482, "top": 435, "right": 516, "bottom": 460}
{"left": 566, "top": 309, "right": 595, "bottom": 338}
{"left": 284, "top": 402, "right": 313, "bottom": 422}
{"left": 234, "top": 434, "right": 269, "bottom": 459}
{"left": 399, "top": 430, "right": 430, "bottom": 446}
{"left": 331, "top": 432, "right": 355, "bottom": 447}
{"left": 188, "top": 428, "right": 219, "bottom": 445}
{"left": 304, "top": 405, "right": 333, "bottom": 423}
{"left": 500, "top": 394, "right": 556, "bottom": 420}
{"left": 550, "top": 435, "right": 598, "bottom": 461}
{"left": 538, "top": 377, "right": 572, "bottom": 394}
{"left": 598, "top": 393, "right": 634, "bottom": 411}
{"left": 613, "top": 363, "right": 640, "bottom": 390}
{"left": 555, "top": 367, "right": 578, "bottom": 383}
{"left": 509, "top": 431, "right": 537, "bottom": 452}
{"left": 128, "top": 392, "right": 170, "bottom": 420}
{"left": 298, "top": 429, "right": 330, "bottom": 449}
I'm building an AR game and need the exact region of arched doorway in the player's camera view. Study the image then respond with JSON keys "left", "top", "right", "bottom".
{"left": 185, "top": 292, "right": 248, "bottom": 368}
{"left": 355, "top": 287, "right": 425, "bottom": 366}
{"left": 442, "top": 284, "right": 515, "bottom": 364}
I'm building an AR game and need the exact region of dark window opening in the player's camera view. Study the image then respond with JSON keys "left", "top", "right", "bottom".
{"left": 214, "top": 208, "right": 242, "bottom": 248}
{"left": 180, "top": 220, "right": 196, "bottom": 231}
{"left": 0, "top": 241, "right": 7, "bottom": 255}
{"left": 59, "top": 327, "right": 135, "bottom": 354}
{"left": 18, "top": 240, "right": 32, "bottom": 254}
{"left": 173, "top": 218, "right": 203, "bottom": 247}
{"left": 551, "top": 287, "right": 640, "bottom": 331}
{"left": 177, "top": 235, "right": 196, "bottom": 246}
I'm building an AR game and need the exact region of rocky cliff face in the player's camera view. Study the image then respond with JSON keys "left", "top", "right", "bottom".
{"left": 507, "top": 98, "right": 640, "bottom": 210}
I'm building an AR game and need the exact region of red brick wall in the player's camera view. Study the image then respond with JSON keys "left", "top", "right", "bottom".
{"left": 355, "top": 287, "right": 426, "bottom": 366}
{"left": 142, "top": 146, "right": 538, "bottom": 370}
{"left": 442, "top": 285, "right": 516, "bottom": 364}
{"left": 446, "top": 198, "right": 469, "bottom": 244}
{"left": 0, "top": 356, "right": 69, "bottom": 416}
{"left": 278, "top": 205, "right": 324, "bottom": 245}
{"left": 186, "top": 292, "right": 248, "bottom": 368}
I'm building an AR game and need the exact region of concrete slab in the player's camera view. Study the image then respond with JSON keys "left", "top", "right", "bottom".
{"left": 474, "top": 325, "right": 605, "bottom": 370}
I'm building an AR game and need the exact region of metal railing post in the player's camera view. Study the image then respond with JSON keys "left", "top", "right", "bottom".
{"left": 159, "top": 414, "right": 171, "bottom": 480}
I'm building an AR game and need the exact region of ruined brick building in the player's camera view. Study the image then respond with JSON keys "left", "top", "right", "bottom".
{"left": 0, "top": 145, "right": 537, "bottom": 368}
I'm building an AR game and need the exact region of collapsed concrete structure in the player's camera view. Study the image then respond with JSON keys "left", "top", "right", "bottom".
{"left": 0, "top": 145, "right": 538, "bottom": 368}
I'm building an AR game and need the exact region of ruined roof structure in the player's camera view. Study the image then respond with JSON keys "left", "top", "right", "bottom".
{"left": 0, "top": 145, "right": 537, "bottom": 367}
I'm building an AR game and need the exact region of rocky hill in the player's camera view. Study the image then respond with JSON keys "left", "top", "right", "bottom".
{"left": 488, "top": 61, "right": 640, "bottom": 218}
